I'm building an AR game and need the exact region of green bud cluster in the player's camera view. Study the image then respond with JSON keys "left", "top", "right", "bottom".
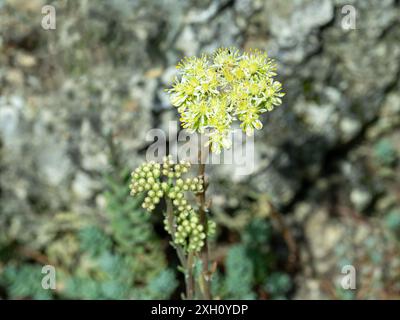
{"left": 163, "top": 212, "right": 216, "bottom": 253}
{"left": 168, "top": 177, "right": 204, "bottom": 201}
{"left": 161, "top": 155, "right": 190, "bottom": 178}
{"left": 129, "top": 156, "right": 202, "bottom": 212}
{"left": 130, "top": 155, "right": 213, "bottom": 253}
{"left": 174, "top": 209, "right": 206, "bottom": 252}
{"left": 129, "top": 161, "right": 164, "bottom": 212}
{"left": 207, "top": 220, "right": 217, "bottom": 236}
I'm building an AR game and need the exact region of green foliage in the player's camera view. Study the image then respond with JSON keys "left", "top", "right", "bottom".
{"left": 1, "top": 169, "right": 178, "bottom": 300}
{"left": 79, "top": 226, "right": 112, "bottom": 257}
{"left": 373, "top": 139, "right": 398, "bottom": 167}
{"left": 63, "top": 223, "right": 178, "bottom": 299}
{"left": 105, "top": 169, "right": 166, "bottom": 278}
{"left": 264, "top": 272, "right": 292, "bottom": 299}
{"left": 1, "top": 265, "right": 52, "bottom": 300}
{"left": 224, "top": 244, "right": 256, "bottom": 299}
{"left": 60, "top": 171, "right": 177, "bottom": 299}
{"left": 212, "top": 218, "right": 291, "bottom": 300}
{"left": 146, "top": 269, "right": 179, "bottom": 300}
{"left": 335, "top": 287, "right": 356, "bottom": 300}
{"left": 62, "top": 233, "right": 134, "bottom": 299}
{"left": 384, "top": 210, "right": 400, "bottom": 232}
{"left": 106, "top": 188, "right": 153, "bottom": 254}
{"left": 242, "top": 218, "right": 273, "bottom": 283}
{"left": 384, "top": 210, "right": 400, "bottom": 241}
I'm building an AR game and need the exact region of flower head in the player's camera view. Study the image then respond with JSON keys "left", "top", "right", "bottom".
{"left": 167, "top": 47, "right": 284, "bottom": 153}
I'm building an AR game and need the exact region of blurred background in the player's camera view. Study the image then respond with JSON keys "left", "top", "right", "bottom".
{"left": 0, "top": 0, "right": 399, "bottom": 299}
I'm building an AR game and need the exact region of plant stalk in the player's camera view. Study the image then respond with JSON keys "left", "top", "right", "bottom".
{"left": 197, "top": 144, "right": 211, "bottom": 299}
{"left": 186, "top": 251, "right": 195, "bottom": 299}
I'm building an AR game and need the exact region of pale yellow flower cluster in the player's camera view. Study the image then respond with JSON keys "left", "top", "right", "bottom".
{"left": 167, "top": 48, "right": 284, "bottom": 152}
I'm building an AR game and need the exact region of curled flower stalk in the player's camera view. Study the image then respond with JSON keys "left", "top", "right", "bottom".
{"left": 130, "top": 47, "right": 283, "bottom": 299}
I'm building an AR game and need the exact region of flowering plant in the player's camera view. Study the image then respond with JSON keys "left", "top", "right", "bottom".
{"left": 130, "top": 47, "right": 283, "bottom": 299}
{"left": 168, "top": 48, "right": 284, "bottom": 152}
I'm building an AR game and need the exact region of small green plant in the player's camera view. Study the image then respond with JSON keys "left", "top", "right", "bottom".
{"left": 373, "top": 138, "right": 398, "bottom": 167}
{"left": 211, "top": 218, "right": 292, "bottom": 300}
{"left": 129, "top": 47, "right": 284, "bottom": 299}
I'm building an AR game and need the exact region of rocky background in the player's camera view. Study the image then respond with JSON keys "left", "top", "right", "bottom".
{"left": 0, "top": 0, "right": 399, "bottom": 299}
